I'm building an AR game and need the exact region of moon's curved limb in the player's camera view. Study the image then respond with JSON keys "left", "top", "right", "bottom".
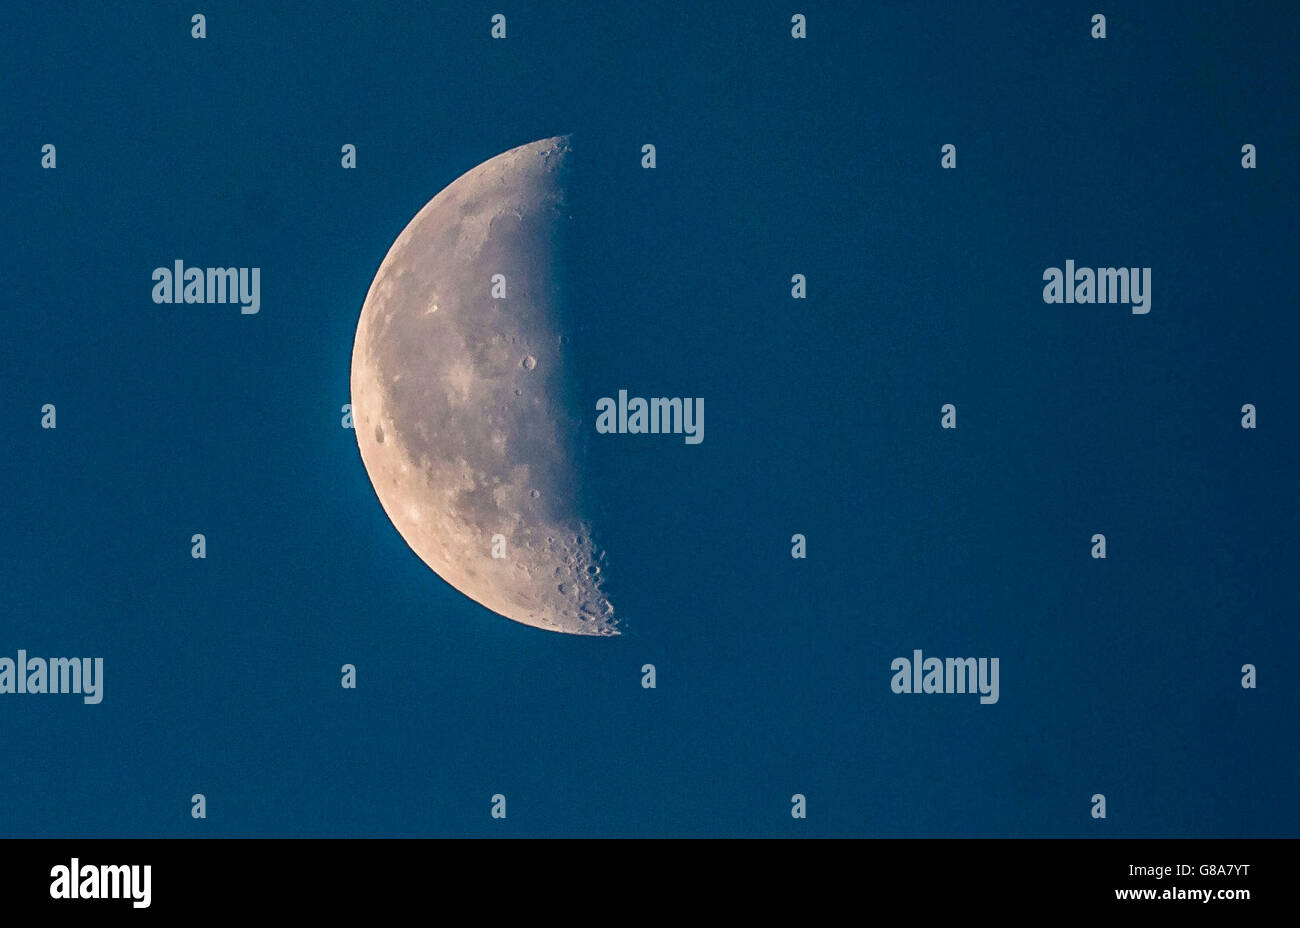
{"left": 351, "top": 136, "right": 618, "bottom": 636}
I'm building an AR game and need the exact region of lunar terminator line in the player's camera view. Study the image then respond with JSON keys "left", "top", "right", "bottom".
{"left": 351, "top": 136, "right": 619, "bottom": 636}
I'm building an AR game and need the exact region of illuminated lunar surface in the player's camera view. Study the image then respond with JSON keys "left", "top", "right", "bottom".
{"left": 351, "top": 136, "right": 617, "bottom": 636}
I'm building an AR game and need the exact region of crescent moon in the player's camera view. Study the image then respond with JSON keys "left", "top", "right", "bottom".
{"left": 351, "top": 136, "right": 618, "bottom": 636}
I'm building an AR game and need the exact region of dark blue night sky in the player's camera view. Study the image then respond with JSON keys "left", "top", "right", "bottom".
{"left": 2, "top": 1, "right": 1297, "bottom": 837}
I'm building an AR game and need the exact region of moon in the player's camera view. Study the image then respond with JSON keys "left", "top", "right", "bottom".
{"left": 351, "top": 136, "right": 618, "bottom": 636}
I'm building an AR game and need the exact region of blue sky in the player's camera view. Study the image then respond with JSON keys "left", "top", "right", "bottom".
{"left": 2, "top": 1, "right": 1297, "bottom": 837}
